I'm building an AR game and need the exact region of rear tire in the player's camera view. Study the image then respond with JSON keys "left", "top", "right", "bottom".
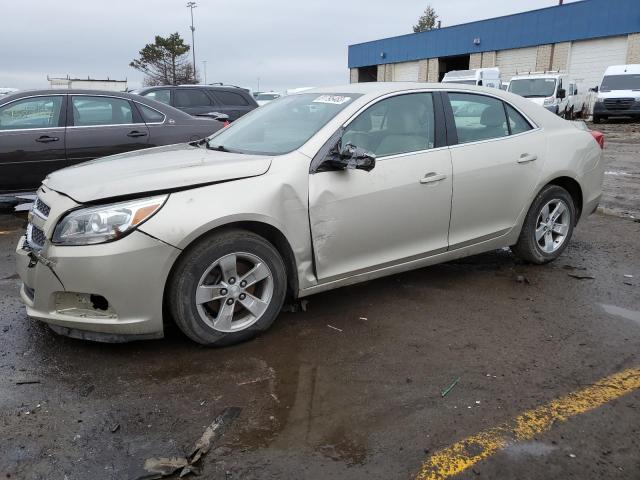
{"left": 169, "top": 230, "right": 287, "bottom": 346}
{"left": 511, "top": 185, "right": 576, "bottom": 264}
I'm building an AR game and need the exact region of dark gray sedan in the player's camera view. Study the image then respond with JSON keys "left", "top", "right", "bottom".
{"left": 0, "top": 89, "right": 225, "bottom": 193}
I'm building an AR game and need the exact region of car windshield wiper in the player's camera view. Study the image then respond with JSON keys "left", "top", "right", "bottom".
{"left": 206, "top": 143, "right": 234, "bottom": 153}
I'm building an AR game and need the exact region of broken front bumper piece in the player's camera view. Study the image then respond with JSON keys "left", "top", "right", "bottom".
{"left": 15, "top": 231, "right": 181, "bottom": 342}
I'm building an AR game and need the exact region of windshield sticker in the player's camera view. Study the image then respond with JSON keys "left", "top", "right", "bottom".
{"left": 313, "top": 95, "right": 351, "bottom": 105}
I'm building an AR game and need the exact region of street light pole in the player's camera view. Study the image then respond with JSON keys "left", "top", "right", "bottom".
{"left": 186, "top": 2, "right": 197, "bottom": 81}
{"left": 202, "top": 60, "right": 207, "bottom": 84}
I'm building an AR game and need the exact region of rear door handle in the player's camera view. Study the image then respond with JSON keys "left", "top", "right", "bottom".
{"left": 127, "top": 131, "right": 148, "bottom": 138}
{"left": 518, "top": 153, "right": 538, "bottom": 164}
{"left": 35, "top": 135, "right": 59, "bottom": 143}
{"left": 420, "top": 173, "right": 447, "bottom": 184}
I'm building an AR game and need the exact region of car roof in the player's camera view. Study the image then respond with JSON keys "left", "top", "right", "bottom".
{"left": 303, "top": 82, "right": 513, "bottom": 96}
{"left": 604, "top": 64, "right": 640, "bottom": 75}
{"left": 0, "top": 89, "right": 193, "bottom": 118}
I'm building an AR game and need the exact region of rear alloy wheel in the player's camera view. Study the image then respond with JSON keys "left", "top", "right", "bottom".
{"left": 169, "top": 230, "right": 287, "bottom": 346}
{"left": 512, "top": 185, "right": 576, "bottom": 264}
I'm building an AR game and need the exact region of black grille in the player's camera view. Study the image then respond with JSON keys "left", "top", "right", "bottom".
{"left": 27, "top": 224, "right": 46, "bottom": 249}
{"left": 604, "top": 98, "right": 634, "bottom": 111}
{"left": 34, "top": 198, "right": 50, "bottom": 218}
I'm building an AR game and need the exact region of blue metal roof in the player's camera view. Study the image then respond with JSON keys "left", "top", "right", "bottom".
{"left": 348, "top": 0, "right": 640, "bottom": 68}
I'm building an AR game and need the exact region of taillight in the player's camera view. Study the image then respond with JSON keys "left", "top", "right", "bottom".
{"left": 590, "top": 130, "right": 604, "bottom": 149}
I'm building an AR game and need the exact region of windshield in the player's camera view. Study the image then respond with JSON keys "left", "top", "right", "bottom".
{"left": 508, "top": 78, "right": 557, "bottom": 98}
{"left": 207, "top": 93, "right": 361, "bottom": 155}
{"left": 442, "top": 80, "right": 477, "bottom": 85}
{"left": 601, "top": 74, "right": 640, "bottom": 91}
{"left": 255, "top": 93, "right": 280, "bottom": 101}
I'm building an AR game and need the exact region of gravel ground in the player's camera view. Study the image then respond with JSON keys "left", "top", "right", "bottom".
{"left": 0, "top": 122, "right": 639, "bottom": 480}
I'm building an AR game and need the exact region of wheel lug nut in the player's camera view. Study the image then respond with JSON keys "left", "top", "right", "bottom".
{"left": 228, "top": 277, "right": 236, "bottom": 285}
{"left": 220, "top": 288, "right": 228, "bottom": 296}
{"left": 239, "top": 293, "right": 246, "bottom": 300}
{"left": 226, "top": 298, "right": 235, "bottom": 305}
{"left": 240, "top": 280, "right": 247, "bottom": 288}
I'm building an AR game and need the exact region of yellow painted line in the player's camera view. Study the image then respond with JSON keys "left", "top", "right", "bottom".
{"left": 416, "top": 367, "right": 640, "bottom": 480}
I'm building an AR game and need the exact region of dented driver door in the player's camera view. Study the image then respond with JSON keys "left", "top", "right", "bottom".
{"left": 308, "top": 92, "right": 453, "bottom": 282}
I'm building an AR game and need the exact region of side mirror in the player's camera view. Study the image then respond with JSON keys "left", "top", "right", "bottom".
{"left": 557, "top": 88, "right": 566, "bottom": 99}
{"left": 339, "top": 143, "right": 376, "bottom": 172}
{"left": 590, "top": 86, "right": 599, "bottom": 93}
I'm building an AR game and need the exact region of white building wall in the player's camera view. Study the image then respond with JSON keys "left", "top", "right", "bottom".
{"left": 392, "top": 61, "right": 420, "bottom": 82}
{"left": 568, "top": 36, "right": 629, "bottom": 93}
{"left": 496, "top": 47, "right": 538, "bottom": 81}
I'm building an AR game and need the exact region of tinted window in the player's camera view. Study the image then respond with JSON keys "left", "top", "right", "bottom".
{"left": 0, "top": 96, "right": 63, "bottom": 130}
{"left": 208, "top": 93, "right": 360, "bottom": 155}
{"left": 174, "top": 89, "right": 212, "bottom": 108}
{"left": 72, "top": 96, "right": 133, "bottom": 126}
{"left": 449, "top": 93, "right": 508, "bottom": 144}
{"left": 600, "top": 74, "right": 640, "bottom": 91}
{"left": 508, "top": 78, "right": 557, "bottom": 98}
{"left": 213, "top": 90, "right": 249, "bottom": 106}
{"left": 342, "top": 93, "right": 435, "bottom": 157}
{"left": 143, "top": 89, "right": 171, "bottom": 105}
{"left": 505, "top": 104, "right": 532, "bottom": 135}
{"left": 138, "top": 104, "right": 165, "bottom": 123}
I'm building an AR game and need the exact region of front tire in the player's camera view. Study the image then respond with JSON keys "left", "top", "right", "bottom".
{"left": 511, "top": 185, "right": 576, "bottom": 264}
{"left": 169, "top": 230, "right": 287, "bottom": 346}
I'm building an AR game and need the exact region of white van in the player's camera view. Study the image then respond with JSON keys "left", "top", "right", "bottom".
{"left": 592, "top": 64, "right": 640, "bottom": 123}
{"left": 441, "top": 68, "right": 501, "bottom": 89}
{"left": 508, "top": 72, "right": 585, "bottom": 119}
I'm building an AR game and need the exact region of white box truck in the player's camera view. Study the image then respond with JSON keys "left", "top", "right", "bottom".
{"left": 441, "top": 68, "right": 502, "bottom": 89}
{"left": 508, "top": 72, "right": 585, "bottom": 120}
{"left": 592, "top": 64, "right": 640, "bottom": 123}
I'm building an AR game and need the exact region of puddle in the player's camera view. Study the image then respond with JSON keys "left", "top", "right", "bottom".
{"left": 505, "top": 441, "right": 557, "bottom": 458}
{"left": 600, "top": 304, "right": 640, "bottom": 325}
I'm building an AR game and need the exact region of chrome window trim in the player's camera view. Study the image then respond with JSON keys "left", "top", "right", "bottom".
{"left": 66, "top": 123, "right": 147, "bottom": 129}
{"left": 447, "top": 128, "right": 541, "bottom": 150}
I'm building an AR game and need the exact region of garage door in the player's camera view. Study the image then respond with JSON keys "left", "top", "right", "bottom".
{"left": 393, "top": 61, "right": 419, "bottom": 82}
{"left": 568, "top": 36, "right": 628, "bottom": 92}
{"left": 496, "top": 47, "right": 538, "bottom": 82}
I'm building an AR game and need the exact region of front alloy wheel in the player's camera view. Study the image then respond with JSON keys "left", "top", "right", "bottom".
{"left": 169, "top": 230, "right": 287, "bottom": 346}
{"left": 195, "top": 252, "right": 274, "bottom": 333}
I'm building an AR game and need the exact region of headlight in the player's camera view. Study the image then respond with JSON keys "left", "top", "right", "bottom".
{"left": 543, "top": 97, "right": 555, "bottom": 106}
{"left": 52, "top": 195, "right": 167, "bottom": 246}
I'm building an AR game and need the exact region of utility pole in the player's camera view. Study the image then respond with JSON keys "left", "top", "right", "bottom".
{"left": 202, "top": 60, "right": 207, "bottom": 84}
{"left": 187, "top": 2, "right": 197, "bottom": 81}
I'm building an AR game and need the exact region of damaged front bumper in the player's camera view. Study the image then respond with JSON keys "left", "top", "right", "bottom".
{"left": 15, "top": 230, "right": 181, "bottom": 342}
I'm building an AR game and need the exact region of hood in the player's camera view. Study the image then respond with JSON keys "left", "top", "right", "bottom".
{"left": 44, "top": 143, "right": 272, "bottom": 203}
{"left": 598, "top": 90, "right": 640, "bottom": 100}
{"left": 526, "top": 97, "right": 547, "bottom": 106}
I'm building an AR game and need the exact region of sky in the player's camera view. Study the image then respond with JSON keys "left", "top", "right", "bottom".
{"left": 0, "top": 0, "right": 582, "bottom": 92}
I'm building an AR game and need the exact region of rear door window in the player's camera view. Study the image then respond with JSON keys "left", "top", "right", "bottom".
{"left": 71, "top": 96, "right": 134, "bottom": 126}
{"left": 449, "top": 93, "right": 508, "bottom": 144}
{"left": 174, "top": 89, "right": 212, "bottom": 108}
{"left": 505, "top": 104, "right": 532, "bottom": 135}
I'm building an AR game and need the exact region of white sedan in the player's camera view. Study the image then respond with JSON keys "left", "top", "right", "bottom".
{"left": 16, "top": 83, "right": 605, "bottom": 345}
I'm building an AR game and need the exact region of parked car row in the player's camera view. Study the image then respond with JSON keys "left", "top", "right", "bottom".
{"left": 0, "top": 89, "right": 227, "bottom": 193}
{"left": 15, "top": 83, "right": 605, "bottom": 346}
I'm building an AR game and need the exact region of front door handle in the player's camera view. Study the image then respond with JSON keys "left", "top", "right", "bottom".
{"left": 420, "top": 172, "right": 447, "bottom": 184}
{"left": 518, "top": 153, "right": 538, "bottom": 164}
{"left": 127, "top": 131, "right": 148, "bottom": 138}
{"left": 35, "top": 135, "right": 59, "bottom": 143}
